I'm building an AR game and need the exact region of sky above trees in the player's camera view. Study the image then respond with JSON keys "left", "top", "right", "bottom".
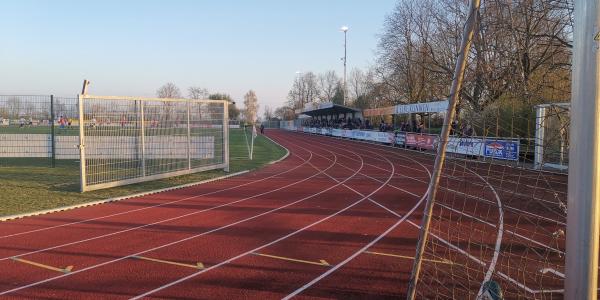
{"left": 0, "top": 0, "right": 396, "bottom": 115}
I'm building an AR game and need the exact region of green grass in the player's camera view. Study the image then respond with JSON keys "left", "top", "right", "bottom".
{"left": 0, "top": 128, "right": 286, "bottom": 217}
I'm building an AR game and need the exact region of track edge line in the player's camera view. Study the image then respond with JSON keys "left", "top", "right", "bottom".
{"left": 0, "top": 170, "right": 249, "bottom": 223}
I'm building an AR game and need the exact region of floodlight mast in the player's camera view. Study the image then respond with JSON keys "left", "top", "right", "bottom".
{"left": 341, "top": 26, "right": 348, "bottom": 106}
{"left": 565, "top": 0, "right": 600, "bottom": 299}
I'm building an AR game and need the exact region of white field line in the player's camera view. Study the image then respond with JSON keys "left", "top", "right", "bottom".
{"left": 0, "top": 140, "right": 361, "bottom": 296}
{"left": 0, "top": 126, "right": 292, "bottom": 236}
{"left": 539, "top": 268, "right": 565, "bottom": 278}
{"left": 0, "top": 146, "right": 296, "bottom": 241}
{"left": 0, "top": 171, "right": 248, "bottom": 224}
{"left": 301, "top": 133, "right": 563, "bottom": 296}
{"left": 302, "top": 134, "right": 565, "bottom": 226}
{"left": 304, "top": 135, "right": 561, "bottom": 253}
{"left": 281, "top": 141, "right": 431, "bottom": 299}
{"left": 294, "top": 130, "right": 568, "bottom": 186}
{"left": 131, "top": 136, "right": 395, "bottom": 300}
{"left": 0, "top": 151, "right": 325, "bottom": 263}
{"left": 300, "top": 131, "right": 568, "bottom": 208}
{"left": 299, "top": 135, "right": 504, "bottom": 299}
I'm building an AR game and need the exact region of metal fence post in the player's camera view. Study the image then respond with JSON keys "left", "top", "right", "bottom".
{"left": 223, "top": 101, "right": 230, "bottom": 172}
{"left": 565, "top": 0, "right": 600, "bottom": 298}
{"left": 406, "top": 0, "right": 480, "bottom": 298}
{"left": 140, "top": 100, "right": 146, "bottom": 177}
{"left": 78, "top": 94, "right": 87, "bottom": 192}
{"left": 50, "top": 95, "right": 56, "bottom": 168}
{"left": 534, "top": 105, "right": 545, "bottom": 169}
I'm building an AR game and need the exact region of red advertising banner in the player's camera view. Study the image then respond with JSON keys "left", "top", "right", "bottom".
{"left": 405, "top": 133, "right": 438, "bottom": 150}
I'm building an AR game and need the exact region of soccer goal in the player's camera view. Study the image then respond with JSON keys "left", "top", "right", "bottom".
{"left": 77, "top": 94, "right": 230, "bottom": 192}
{"left": 534, "top": 103, "right": 570, "bottom": 171}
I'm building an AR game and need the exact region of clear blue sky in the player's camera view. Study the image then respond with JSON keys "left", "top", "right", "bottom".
{"left": 0, "top": 0, "right": 396, "bottom": 114}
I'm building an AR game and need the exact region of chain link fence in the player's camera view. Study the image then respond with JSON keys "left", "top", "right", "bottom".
{"left": 0, "top": 95, "right": 79, "bottom": 167}
{"left": 78, "top": 95, "right": 228, "bottom": 192}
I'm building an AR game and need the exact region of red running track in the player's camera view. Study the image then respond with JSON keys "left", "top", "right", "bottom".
{"left": 0, "top": 129, "right": 565, "bottom": 299}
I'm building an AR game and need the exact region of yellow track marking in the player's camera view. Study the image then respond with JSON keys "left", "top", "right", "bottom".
{"left": 11, "top": 257, "right": 73, "bottom": 273}
{"left": 131, "top": 255, "right": 204, "bottom": 269}
{"left": 252, "top": 252, "right": 330, "bottom": 267}
{"left": 365, "top": 251, "right": 454, "bottom": 265}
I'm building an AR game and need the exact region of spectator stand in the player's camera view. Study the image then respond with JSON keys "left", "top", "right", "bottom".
{"left": 295, "top": 102, "right": 363, "bottom": 132}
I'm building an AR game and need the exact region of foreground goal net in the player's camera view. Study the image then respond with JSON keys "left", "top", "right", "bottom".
{"left": 78, "top": 95, "right": 229, "bottom": 192}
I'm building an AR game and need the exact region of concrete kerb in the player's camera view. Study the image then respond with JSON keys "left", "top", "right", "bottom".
{"left": 0, "top": 171, "right": 249, "bottom": 222}
{"left": 1, "top": 130, "right": 292, "bottom": 222}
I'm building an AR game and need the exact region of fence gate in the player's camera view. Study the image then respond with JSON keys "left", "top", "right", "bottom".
{"left": 78, "top": 94, "right": 229, "bottom": 192}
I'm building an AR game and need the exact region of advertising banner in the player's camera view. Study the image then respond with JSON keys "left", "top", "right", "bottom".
{"left": 484, "top": 140, "right": 520, "bottom": 161}
{"left": 331, "top": 129, "right": 342, "bottom": 137}
{"left": 371, "top": 132, "right": 395, "bottom": 144}
{"left": 310, "top": 127, "right": 317, "bottom": 134}
{"left": 363, "top": 106, "right": 395, "bottom": 117}
{"left": 342, "top": 130, "right": 352, "bottom": 138}
{"left": 320, "top": 128, "right": 330, "bottom": 135}
{"left": 395, "top": 132, "right": 406, "bottom": 146}
{"left": 406, "top": 133, "right": 438, "bottom": 150}
{"left": 394, "top": 100, "right": 449, "bottom": 114}
{"left": 446, "top": 137, "right": 484, "bottom": 156}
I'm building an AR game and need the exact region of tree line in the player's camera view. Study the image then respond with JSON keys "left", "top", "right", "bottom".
{"left": 156, "top": 83, "right": 260, "bottom": 125}
{"left": 279, "top": 0, "right": 573, "bottom": 137}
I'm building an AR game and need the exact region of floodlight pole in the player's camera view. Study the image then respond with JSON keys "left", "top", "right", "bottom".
{"left": 406, "top": 0, "right": 480, "bottom": 298}
{"left": 565, "top": 0, "right": 600, "bottom": 299}
{"left": 341, "top": 26, "right": 349, "bottom": 106}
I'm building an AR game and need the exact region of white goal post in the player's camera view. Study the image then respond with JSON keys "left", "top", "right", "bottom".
{"left": 78, "top": 94, "right": 230, "bottom": 192}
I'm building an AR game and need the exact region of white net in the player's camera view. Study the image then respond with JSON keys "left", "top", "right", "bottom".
{"left": 79, "top": 95, "right": 227, "bottom": 191}
{"left": 413, "top": 105, "right": 568, "bottom": 299}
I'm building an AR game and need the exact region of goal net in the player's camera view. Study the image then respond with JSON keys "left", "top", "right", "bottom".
{"left": 78, "top": 95, "right": 229, "bottom": 192}
{"left": 412, "top": 102, "right": 568, "bottom": 299}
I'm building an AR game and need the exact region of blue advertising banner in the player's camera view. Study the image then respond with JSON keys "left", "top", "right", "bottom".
{"left": 484, "top": 140, "right": 519, "bottom": 161}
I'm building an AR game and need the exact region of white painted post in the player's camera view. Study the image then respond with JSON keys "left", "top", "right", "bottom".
{"left": 187, "top": 101, "right": 192, "bottom": 170}
{"left": 565, "top": 0, "right": 600, "bottom": 298}
{"left": 140, "top": 100, "right": 146, "bottom": 177}
{"left": 534, "top": 105, "right": 546, "bottom": 169}
{"left": 78, "top": 94, "right": 87, "bottom": 192}
{"left": 223, "top": 101, "right": 230, "bottom": 172}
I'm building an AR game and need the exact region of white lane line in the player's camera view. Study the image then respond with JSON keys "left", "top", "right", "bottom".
{"left": 310, "top": 136, "right": 564, "bottom": 255}
{"left": 539, "top": 268, "right": 565, "bottom": 278}
{"left": 281, "top": 138, "right": 430, "bottom": 299}
{"left": 0, "top": 140, "right": 358, "bottom": 296}
{"left": 130, "top": 138, "right": 391, "bottom": 300}
{"left": 0, "top": 154, "right": 314, "bottom": 262}
{"left": 304, "top": 134, "right": 566, "bottom": 225}
{"left": 0, "top": 146, "right": 299, "bottom": 239}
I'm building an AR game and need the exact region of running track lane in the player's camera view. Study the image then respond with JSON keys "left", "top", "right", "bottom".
{"left": 0, "top": 130, "right": 427, "bottom": 298}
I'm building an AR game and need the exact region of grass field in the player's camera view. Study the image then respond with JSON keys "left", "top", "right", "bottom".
{"left": 0, "top": 128, "right": 286, "bottom": 217}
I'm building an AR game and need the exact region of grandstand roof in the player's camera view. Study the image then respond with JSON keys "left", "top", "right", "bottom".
{"left": 294, "top": 102, "right": 360, "bottom": 117}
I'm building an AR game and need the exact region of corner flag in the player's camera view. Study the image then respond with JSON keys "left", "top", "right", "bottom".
{"left": 250, "top": 125, "right": 257, "bottom": 160}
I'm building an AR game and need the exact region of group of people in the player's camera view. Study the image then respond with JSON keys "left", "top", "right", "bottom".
{"left": 450, "top": 120, "right": 475, "bottom": 137}
{"left": 301, "top": 117, "right": 370, "bottom": 130}
{"left": 302, "top": 117, "right": 426, "bottom": 133}
{"left": 57, "top": 116, "right": 72, "bottom": 129}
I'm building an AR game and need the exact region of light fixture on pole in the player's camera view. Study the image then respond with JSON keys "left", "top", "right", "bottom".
{"left": 341, "top": 26, "right": 349, "bottom": 106}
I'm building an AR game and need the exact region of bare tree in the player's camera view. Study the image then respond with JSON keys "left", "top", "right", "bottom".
{"left": 287, "top": 72, "right": 320, "bottom": 109}
{"left": 188, "top": 86, "right": 209, "bottom": 99}
{"left": 6, "top": 97, "right": 22, "bottom": 119}
{"left": 156, "top": 82, "right": 181, "bottom": 98}
{"left": 317, "top": 71, "right": 340, "bottom": 102}
{"left": 243, "top": 90, "right": 259, "bottom": 124}
{"left": 263, "top": 105, "right": 274, "bottom": 121}
{"left": 156, "top": 83, "right": 181, "bottom": 121}
{"left": 274, "top": 106, "right": 295, "bottom": 120}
